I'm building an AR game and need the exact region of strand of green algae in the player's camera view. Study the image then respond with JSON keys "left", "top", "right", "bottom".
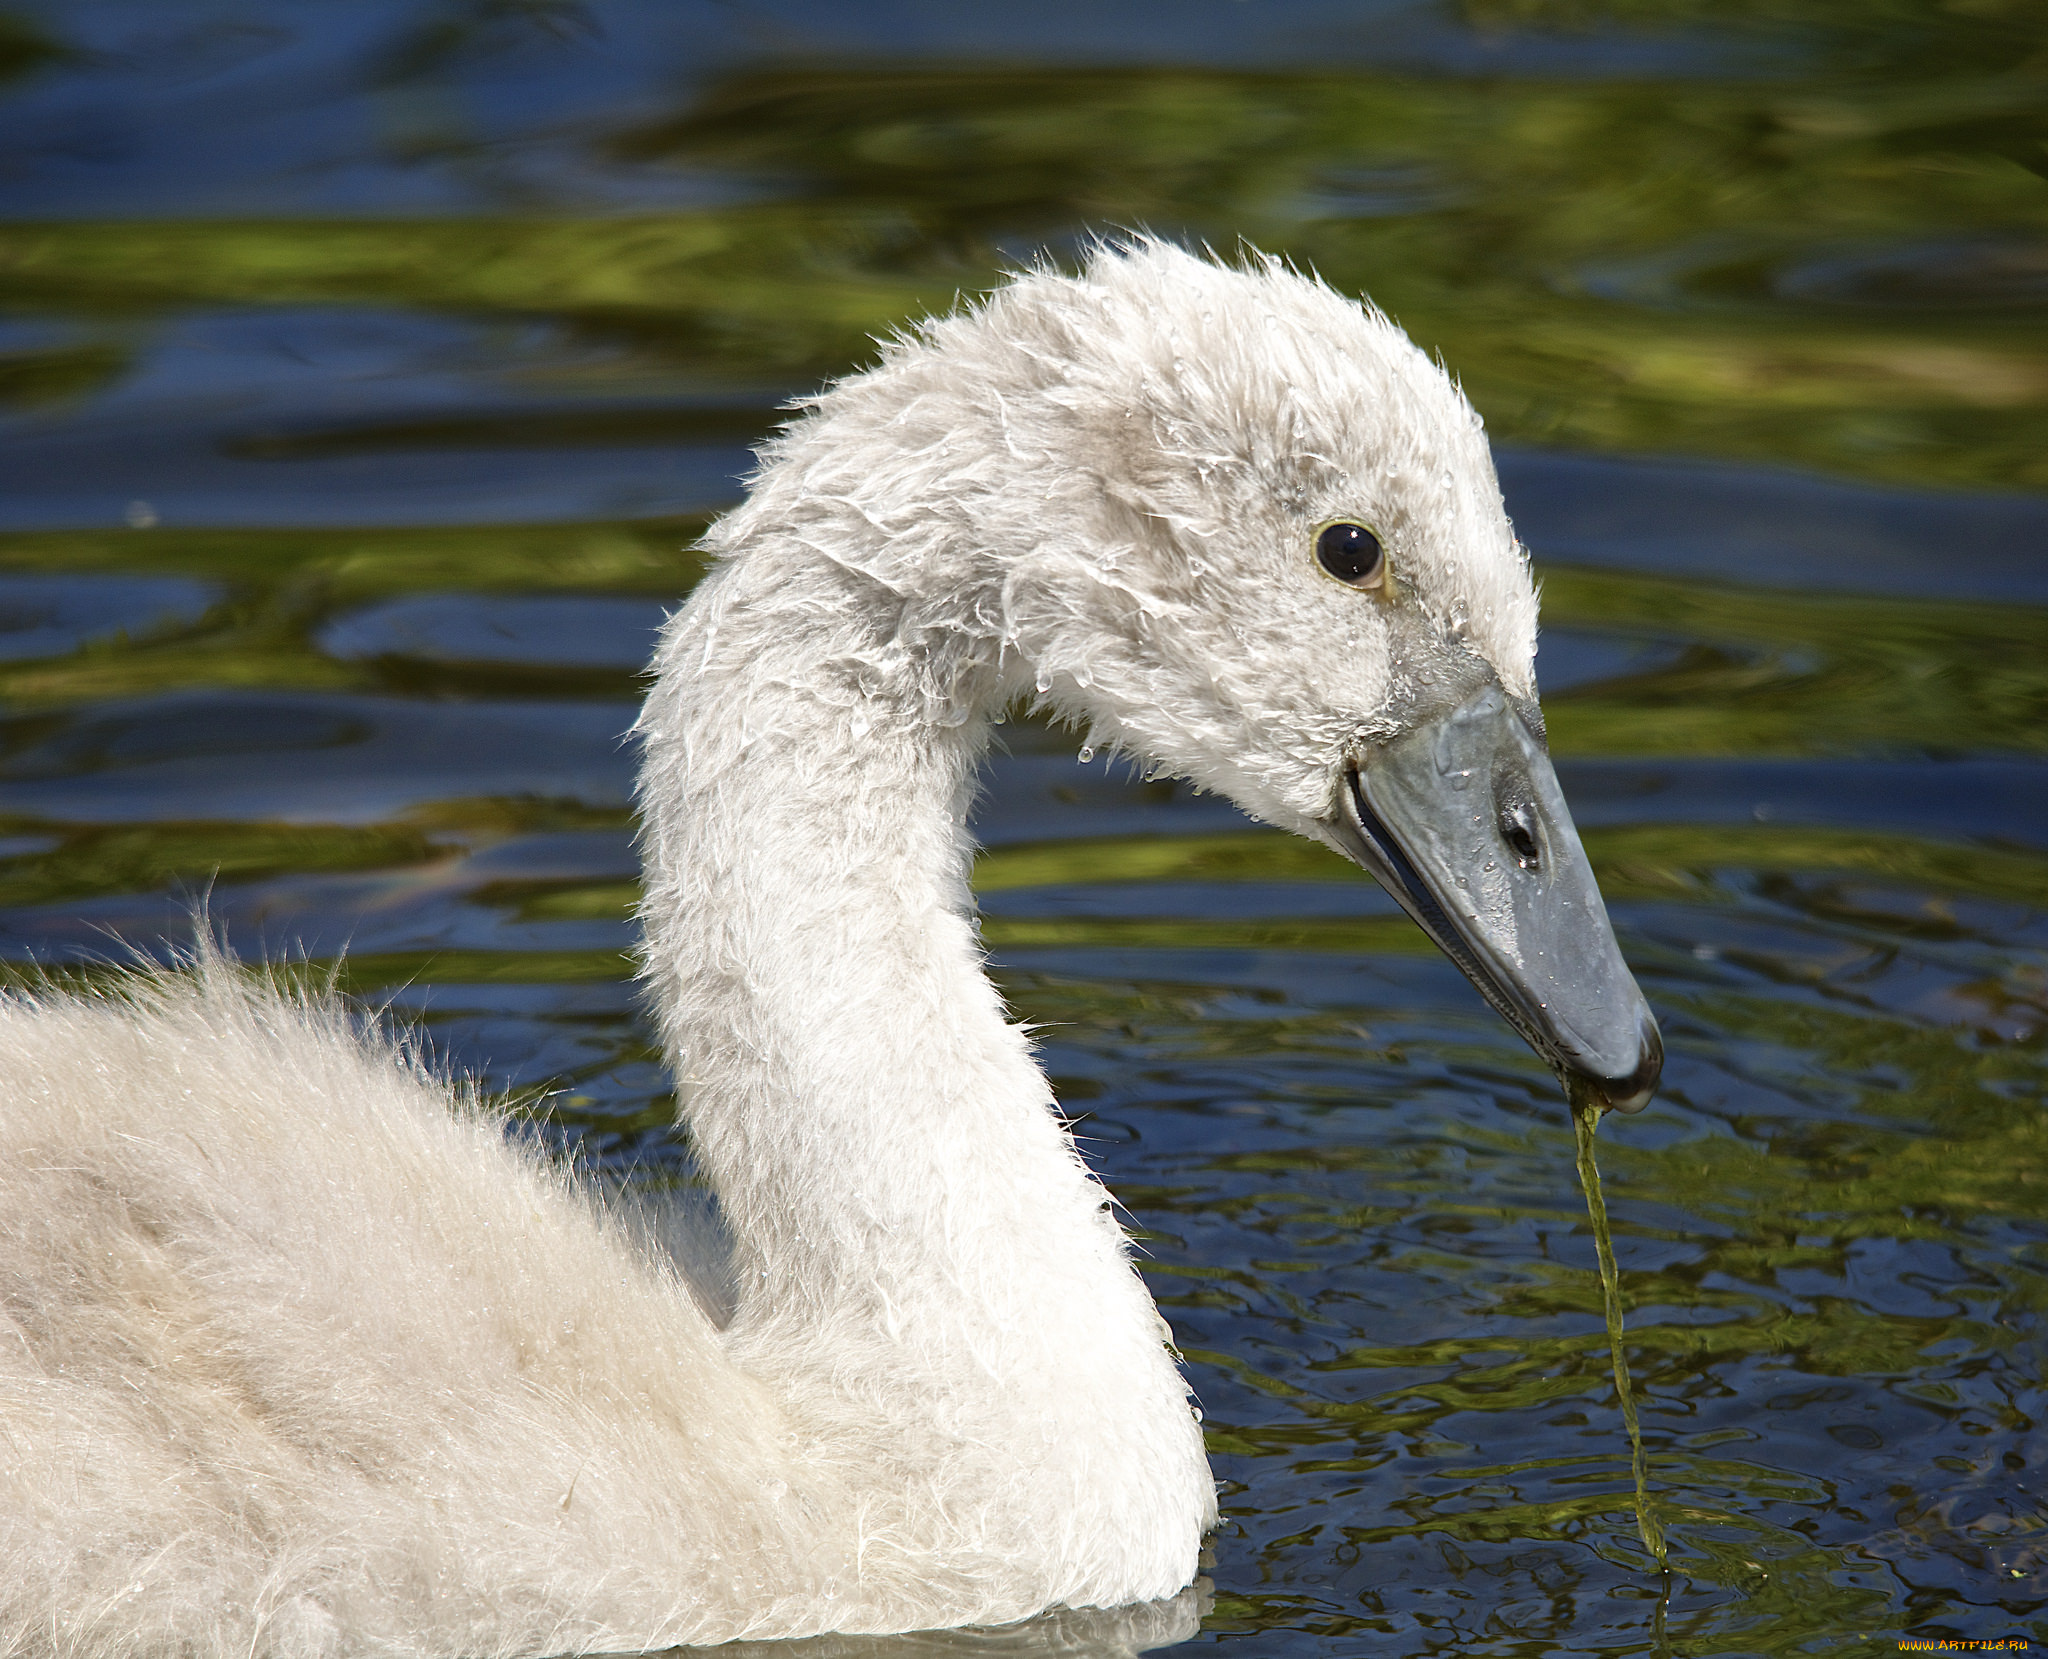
{"left": 1572, "top": 1097, "right": 1668, "bottom": 1569}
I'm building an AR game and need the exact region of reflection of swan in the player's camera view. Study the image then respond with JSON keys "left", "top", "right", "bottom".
{"left": 0, "top": 242, "right": 1659, "bottom": 1659}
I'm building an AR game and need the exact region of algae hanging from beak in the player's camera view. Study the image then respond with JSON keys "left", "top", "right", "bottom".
{"left": 1572, "top": 1097, "right": 1668, "bottom": 1570}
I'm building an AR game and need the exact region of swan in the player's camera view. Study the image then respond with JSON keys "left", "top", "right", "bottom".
{"left": 0, "top": 240, "right": 1661, "bottom": 1659}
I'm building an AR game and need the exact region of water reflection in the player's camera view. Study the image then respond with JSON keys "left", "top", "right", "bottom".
{"left": 319, "top": 591, "right": 670, "bottom": 672}
{"left": 0, "top": 571, "right": 216, "bottom": 660}
{"left": 1778, "top": 239, "right": 2048, "bottom": 313}
{"left": 607, "top": 1590, "right": 1206, "bottom": 1658}
{"left": 1583, "top": 236, "right": 2048, "bottom": 316}
{"left": 4, "top": 2, "right": 2046, "bottom": 492}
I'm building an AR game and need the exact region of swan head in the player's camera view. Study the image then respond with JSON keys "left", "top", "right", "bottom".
{"left": 737, "top": 239, "right": 1661, "bottom": 1112}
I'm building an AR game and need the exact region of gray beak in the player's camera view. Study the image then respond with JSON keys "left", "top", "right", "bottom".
{"left": 1321, "top": 677, "right": 1662, "bottom": 1114}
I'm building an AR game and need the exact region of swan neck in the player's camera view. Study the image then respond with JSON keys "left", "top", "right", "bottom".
{"left": 632, "top": 505, "right": 1213, "bottom": 1613}
{"left": 637, "top": 549, "right": 1114, "bottom": 1346}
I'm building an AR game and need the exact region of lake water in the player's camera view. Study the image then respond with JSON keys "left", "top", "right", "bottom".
{"left": 2, "top": 2, "right": 2045, "bottom": 1654}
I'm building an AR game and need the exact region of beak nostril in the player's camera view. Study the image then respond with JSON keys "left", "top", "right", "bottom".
{"left": 1500, "top": 803, "right": 1540, "bottom": 869}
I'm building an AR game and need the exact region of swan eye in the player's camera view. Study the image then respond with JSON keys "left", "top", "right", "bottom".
{"left": 1314, "top": 521, "right": 1386, "bottom": 590}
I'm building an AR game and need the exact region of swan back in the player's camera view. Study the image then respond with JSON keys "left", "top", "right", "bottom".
{"left": 0, "top": 955, "right": 867, "bottom": 1655}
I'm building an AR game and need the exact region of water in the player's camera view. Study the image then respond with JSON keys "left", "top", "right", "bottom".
{"left": 1573, "top": 1099, "right": 1667, "bottom": 1573}
{"left": 2, "top": 2, "right": 2045, "bottom": 1653}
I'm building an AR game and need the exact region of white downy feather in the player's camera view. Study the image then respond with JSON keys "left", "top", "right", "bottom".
{"left": 0, "top": 241, "right": 1538, "bottom": 1658}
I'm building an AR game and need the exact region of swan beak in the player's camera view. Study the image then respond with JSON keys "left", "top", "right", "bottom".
{"left": 1320, "top": 677, "right": 1663, "bottom": 1115}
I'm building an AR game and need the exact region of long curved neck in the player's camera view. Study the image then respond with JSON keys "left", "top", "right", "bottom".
{"left": 634, "top": 531, "right": 1212, "bottom": 1603}
{"left": 637, "top": 543, "right": 1025, "bottom": 1343}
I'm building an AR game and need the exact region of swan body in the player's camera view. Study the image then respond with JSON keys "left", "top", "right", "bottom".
{"left": 0, "top": 242, "right": 1659, "bottom": 1658}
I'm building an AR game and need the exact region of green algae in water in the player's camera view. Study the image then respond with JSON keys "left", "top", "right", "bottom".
{"left": 1572, "top": 1097, "right": 1668, "bottom": 1570}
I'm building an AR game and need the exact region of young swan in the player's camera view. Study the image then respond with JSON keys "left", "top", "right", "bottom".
{"left": 0, "top": 242, "right": 1658, "bottom": 1658}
